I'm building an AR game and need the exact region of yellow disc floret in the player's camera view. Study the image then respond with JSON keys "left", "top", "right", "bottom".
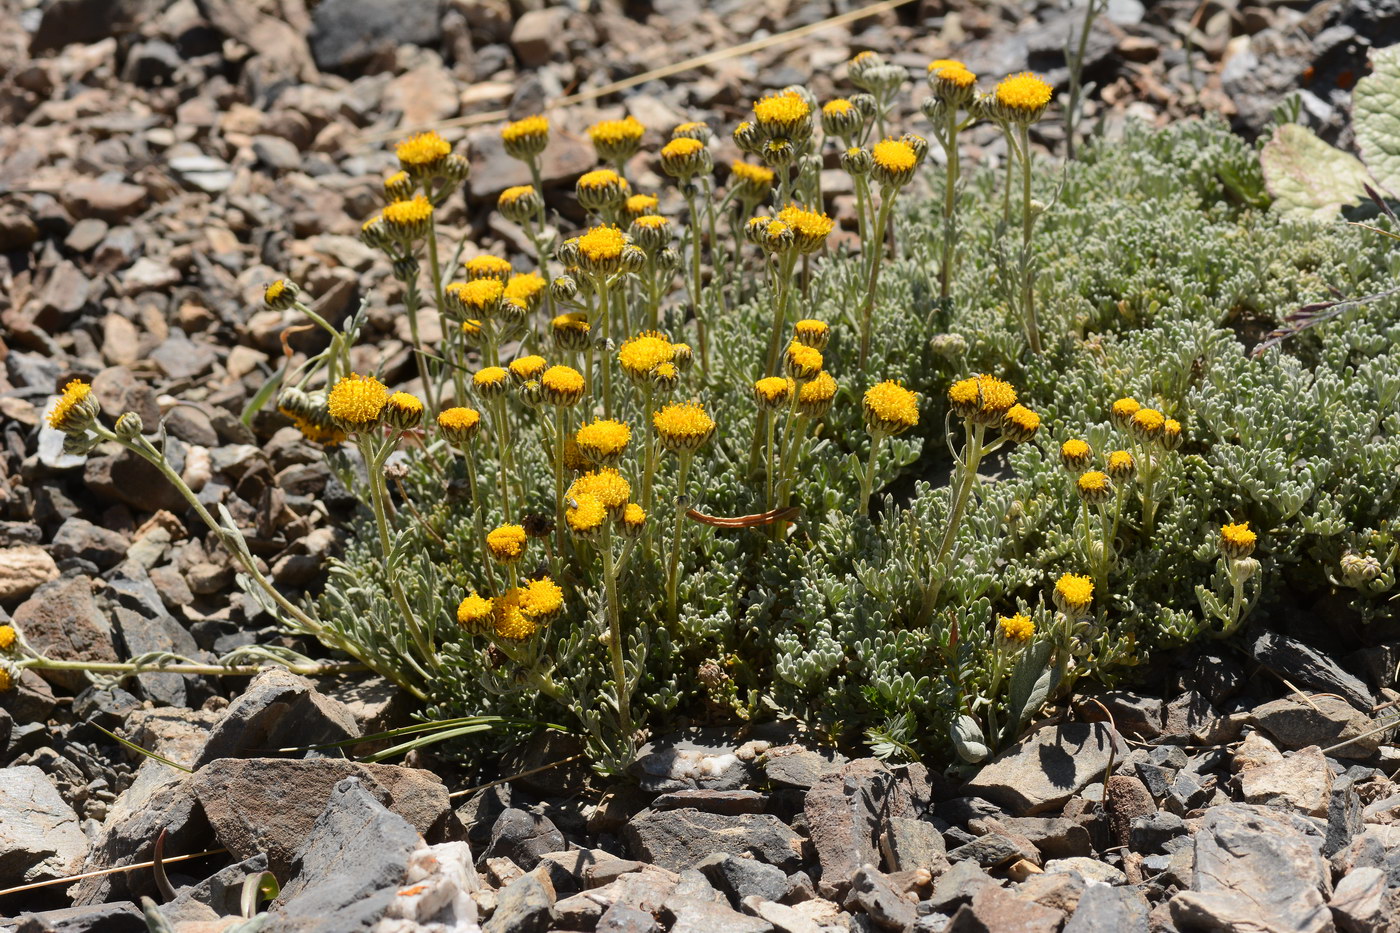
{"left": 48, "top": 379, "right": 96, "bottom": 433}
{"left": 396, "top": 131, "right": 452, "bottom": 170}
{"left": 863, "top": 380, "right": 919, "bottom": 436}
{"left": 456, "top": 592, "right": 494, "bottom": 633}
{"left": 327, "top": 373, "right": 389, "bottom": 427}
{"left": 994, "top": 72, "right": 1053, "bottom": 119}
{"left": 618, "top": 331, "right": 674, "bottom": 380}
{"left": 1054, "top": 573, "right": 1094, "bottom": 615}
{"left": 519, "top": 576, "right": 564, "bottom": 622}
{"left": 575, "top": 418, "right": 631, "bottom": 463}
{"left": 653, "top": 401, "right": 715, "bottom": 451}
{"left": 493, "top": 587, "right": 538, "bottom": 641}
{"left": 486, "top": 524, "right": 528, "bottom": 563}
{"left": 565, "top": 492, "right": 607, "bottom": 536}
{"left": 998, "top": 613, "right": 1034, "bottom": 643}
{"left": 1220, "top": 521, "right": 1257, "bottom": 559}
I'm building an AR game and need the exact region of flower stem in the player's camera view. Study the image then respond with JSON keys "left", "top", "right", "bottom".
{"left": 665, "top": 452, "right": 694, "bottom": 623}
{"left": 857, "top": 192, "right": 896, "bottom": 371}
{"left": 860, "top": 432, "right": 886, "bottom": 515}
{"left": 601, "top": 526, "right": 634, "bottom": 745}
{"left": 1017, "top": 123, "right": 1042, "bottom": 355}
{"left": 920, "top": 420, "right": 984, "bottom": 618}
{"left": 682, "top": 185, "right": 710, "bottom": 375}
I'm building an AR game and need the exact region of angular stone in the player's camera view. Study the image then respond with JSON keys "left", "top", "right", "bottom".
{"left": 485, "top": 873, "right": 556, "bottom": 933}
{"left": 10, "top": 902, "right": 145, "bottom": 932}
{"left": 1238, "top": 744, "right": 1333, "bottom": 816}
{"left": 1251, "top": 630, "right": 1374, "bottom": 710}
{"left": 1062, "top": 882, "right": 1149, "bottom": 933}
{"left": 925, "top": 860, "right": 1000, "bottom": 914}
{"left": 50, "top": 516, "right": 128, "bottom": 568}
{"left": 309, "top": 0, "right": 442, "bottom": 71}
{"left": 1105, "top": 774, "right": 1154, "bottom": 849}
{"left": 1252, "top": 695, "right": 1385, "bottom": 757}
{"left": 843, "top": 865, "right": 916, "bottom": 931}
{"left": 963, "top": 723, "right": 1114, "bottom": 816}
{"left": 945, "top": 884, "right": 1064, "bottom": 933}
{"left": 880, "top": 816, "right": 950, "bottom": 875}
{"left": 628, "top": 728, "right": 751, "bottom": 792}
{"left": 483, "top": 808, "right": 566, "bottom": 871}
{"left": 665, "top": 894, "right": 774, "bottom": 933}
{"left": 597, "top": 903, "right": 662, "bottom": 933}
{"left": 0, "top": 766, "right": 88, "bottom": 884}
{"left": 698, "top": 852, "right": 790, "bottom": 907}
{"left": 12, "top": 575, "right": 118, "bottom": 691}
{"left": 1329, "top": 866, "right": 1386, "bottom": 933}
{"left": 188, "top": 757, "right": 451, "bottom": 880}
{"left": 266, "top": 778, "right": 420, "bottom": 930}
{"left": 62, "top": 180, "right": 147, "bottom": 222}
{"left": 805, "top": 758, "right": 911, "bottom": 897}
{"left": 511, "top": 8, "right": 569, "bottom": 66}
{"left": 190, "top": 668, "right": 360, "bottom": 769}
{"left": 0, "top": 545, "right": 59, "bottom": 601}
{"left": 762, "top": 745, "right": 848, "bottom": 790}
{"left": 1000, "top": 816, "right": 1093, "bottom": 860}
{"left": 623, "top": 808, "right": 805, "bottom": 873}
{"left": 653, "top": 789, "right": 769, "bottom": 814}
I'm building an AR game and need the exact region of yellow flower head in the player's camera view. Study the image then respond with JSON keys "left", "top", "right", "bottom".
{"left": 1220, "top": 521, "right": 1257, "bottom": 559}
{"left": 625, "top": 193, "right": 660, "bottom": 215}
{"left": 437, "top": 406, "right": 482, "bottom": 444}
{"left": 465, "top": 255, "right": 514, "bottom": 283}
{"left": 1001, "top": 404, "right": 1040, "bottom": 443}
{"left": 570, "top": 468, "right": 631, "bottom": 514}
{"left": 499, "top": 184, "right": 536, "bottom": 205}
{"left": 863, "top": 380, "right": 919, "bottom": 436}
{"left": 264, "top": 278, "right": 297, "bottom": 309}
{"left": 447, "top": 278, "right": 505, "bottom": 315}
{"left": 632, "top": 214, "right": 669, "bottom": 231}
{"left": 486, "top": 524, "right": 528, "bottom": 563}
{"left": 577, "top": 167, "right": 629, "bottom": 193}
{"left": 396, "top": 131, "right": 452, "bottom": 172}
{"left": 520, "top": 576, "right": 564, "bottom": 622}
{"left": 1054, "top": 573, "right": 1094, "bottom": 615}
{"left": 501, "top": 115, "right": 549, "bottom": 158}
{"left": 785, "top": 340, "right": 823, "bottom": 381}
{"left": 1111, "top": 396, "right": 1141, "bottom": 427}
{"left": 551, "top": 311, "right": 591, "bottom": 349}
{"left": 754, "top": 376, "right": 793, "bottom": 411}
{"left": 871, "top": 138, "right": 918, "bottom": 187}
{"left": 565, "top": 492, "right": 607, "bottom": 536}
{"left": 653, "top": 401, "right": 716, "bottom": 452}
{"left": 505, "top": 272, "right": 546, "bottom": 309}
{"left": 621, "top": 502, "right": 647, "bottom": 536}
{"left": 577, "top": 225, "right": 627, "bottom": 272}
{"left": 1076, "top": 470, "right": 1112, "bottom": 504}
{"left": 382, "top": 195, "right": 433, "bottom": 236}
{"left": 798, "top": 371, "right": 838, "bottom": 418}
{"left": 509, "top": 355, "right": 547, "bottom": 383}
{"left": 730, "top": 161, "right": 775, "bottom": 199}
{"left": 384, "top": 391, "right": 424, "bottom": 430}
{"left": 457, "top": 592, "right": 494, "bottom": 633}
{"left": 1161, "top": 418, "right": 1184, "bottom": 450}
{"left": 998, "top": 613, "right": 1034, "bottom": 643}
{"left": 493, "top": 587, "right": 538, "bottom": 641}
{"left": 994, "top": 72, "right": 1053, "bottom": 121}
{"left": 541, "top": 365, "right": 586, "bottom": 407}
{"left": 327, "top": 373, "right": 389, "bottom": 427}
{"left": 754, "top": 91, "right": 811, "bottom": 128}
{"left": 776, "top": 205, "right": 834, "bottom": 252}
{"left": 588, "top": 116, "right": 645, "bottom": 161}
{"left": 1131, "top": 407, "right": 1165, "bottom": 440}
{"left": 1107, "top": 450, "right": 1136, "bottom": 480}
{"left": 794, "top": 318, "right": 830, "bottom": 351}
{"left": 934, "top": 64, "right": 976, "bottom": 88}
{"left": 575, "top": 418, "right": 631, "bottom": 463}
{"left": 48, "top": 379, "right": 97, "bottom": 434}
{"left": 384, "top": 170, "right": 413, "bottom": 200}
{"left": 948, "top": 374, "right": 1017, "bottom": 423}
{"left": 823, "top": 98, "right": 855, "bottom": 116}
{"left": 1060, "top": 438, "right": 1093, "bottom": 472}
{"left": 928, "top": 58, "right": 966, "bottom": 72}
{"left": 661, "top": 137, "right": 704, "bottom": 159}
{"left": 618, "top": 331, "right": 674, "bottom": 380}
{"left": 0, "top": 624, "right": 16, "bottom": 650}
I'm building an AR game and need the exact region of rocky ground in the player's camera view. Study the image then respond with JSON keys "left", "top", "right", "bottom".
{"left": 3, "top": 0, "right": 1400, "bottom": 931}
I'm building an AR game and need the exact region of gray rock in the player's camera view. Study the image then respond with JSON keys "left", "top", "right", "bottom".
{"left": 159, "top": 853, "right": 270, "bottom": 923}
{"left": 945, "top": 884, "right": 1064, "bottom": 933}
{"left": 11, "top": 901, "right": 145, "bottom": 932}
{"left": 267, "top": 778, "right": 420, "bottom": 932}
{"left": 50, "top": 516, "right": 127, "bottom": 568}
{"left": 1130, "top": 811, "right": 1185, "bottom": 855}
{"left": 0, "top": 765, "right": 88, "bottom": 884}
{"left": 1329, "top": 866, "right": 1387, "bottom": 933}
{"left": 653, "top": 789, "right": 769, "bottom": 814}
{"left": 805, "top": 758, "right": 911, "bottom": 897}
{"left": 763, "top": 745, "right": 848, "bottom": 790}
{"left": 485, "top": 873, "right": 556, "bottom": 933}
{"left": 881, "top": 817, "right": 950, "bottom": 875}
{"left": 1327, "top": 777, "right": 1364, "bottom": 858}
{"left": 483, "top": 808, "right": 566, "bottom": 871}
{"left": 1062, "top": 883, "right": 1149, "bottom": 933}
{"left": 597, "top": 903, "right": 662, "bottom": 933}
{"left": 999, "top": 817, "right": 1093, "bottom": 860}
{"left": 947, "top": 832, "right": 1037, "bottom": 869}
{"left": 1252, "top": 695, "right": 1385, "bottom": 757}
{"left": 1014, "top": 870, "right": 1085, "bottom": 915}
{"left": 1251, "top": 631, "right": 1374, "bottom": 710}
{"left": 629, "top": 728, "right": 752, "bottom": 792}
{"left": 1043, "top": 857, "right": 1127, "bottom": 885}
{"left": 1238, "top": 744, "right": 1333, "bottom": 816}
{"left": 109, "top": 604, "right": 200, "bottom": 707}
{"left": 925, "top": 860, "right": 1000, "bottom": 914}
{"left": 190, "top": 668, "right": 361, "bottom": 769}
{"left": 962, "top": 723, "right": 1115, "bottom": 816}
{"left": 843, "top": 866, "right": 916, "bottom": 931}
{"left": 167, "top": 155, "right": 234, "bottom": 195}
{"left": 698, "top": 852, "right": 790, "bottom": 906}
{"left": 12, "top": 575, "right": 119, "bottom": 692}
{"left": 665, "top": 894, "right": 775, "bottom": 933}
{"left": 1187, "top": 804, "right": 1333, "bottom": 933}
{"left": 309, "top": 0, "right": 443, "bottom": 71}
{"left": 61, "top": 180, "right": 147, "bottom": 223}
{"left": 623, "top": 808, "right": 806, "bottom": 873}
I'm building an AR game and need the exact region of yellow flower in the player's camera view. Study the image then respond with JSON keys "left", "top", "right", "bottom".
{"left": 948, "top": 374, "right": 1017, "bottom": 424}
{"left": 465, "top": 255, "right": 514, "bottom": 283}
{"left": 576, "top": 418, "right": 631, "bottom": 464}
{"left": 384, "top": 170, "right": 414, "bottom": 201}
{"left": 264, "top": 278, "right": 298, "bottom": 310}
{"left": 871, "top": 138, "right": 918, "bottom": 187}
{"left": 437, "top": 406, "right": 482, "bottom": 444}
{"left": 493, "top": 587, "right": 538, "bottom": 641}
{"left": 630, "top": 214, "right": 671, "bottom": 251}
{"left": 776, "top": 205, "right": 833, "bottom": 253}
{"left": 508, "top": 355, "right": 547, "bottom": 383}
{"left": 576, "top": 168, "right": 630, "bottom": 210}
{"left": 1220, "top": 522, "right": 1257, "bottom": 560}
{"left": 625, "top": 193, "right": 659, "bottom": 215}
{"left": 1107, "top": 450, "right": 1136, "bottom": 480}
{"left": 520, "top": 576, "right": 564, "bottom": 623}
{"left": 1054, "top": 573, "right": 1094, "bottom": 615}
{"left": 994, "top": 72, "right": 1053, "bottom": 121}
{"left": 587, "top": 116, "right": 645, "bottom": 161}
{"left": 753, "top": 91, "right": 811, "bottom": 130}
{"left": 577, "top": 225, "right": 627, "bottom": 275}
{"left": 541, "top": 365, "right": 586, "bottom": 407}
{"left": 660, "top": 136, "right": 709, "bottom": 177}
{"left": 501, "top": 115, "right": 549, "bottom": 159}
{"left": 505, "top": 272, "right": 546, "bottom": 310}
{"left": 486, "top": 524, "right": 527, "bottom": 563}
{"left": 0, "top": 668, "right": 11, "bottom": 693}
{"left": 384, "top": 391, "right": 424, "bottom": 430}
{"left": 396, "top": 131, "right": 452, "bottom": 174}
{"left": 1060, "top": 438, "right": 1093, "bottom": 473}
{"left": 797, "top": 371, "right": 837, "bottom": 418}
{"left": 0, "top": 624, "right": 16, "bottom": 650}
{"left": 618, "top": 331, "right": 674, "bottom": 381}
{"left": 499, "top": 184, "right": 536, "bottom": 205}
{"left": 793, "top": 319, "right": 830, "bottom": 351}
{"left": 653, "top": 401, "right": 715, "bottom": 452}
{"left": 48, "top": 379, "right": 98, "bottom": 434}
{"left": 823, "top": 98, "right": 855, "bottom": 116}
{"left": 382, "top": 195, "right": 433, "bottom": 239}
{"left": 446, "top": 279, "right": 505, "bottom": 318}
{"left": 473, "top": 367, "right": 509, "bottom": 401}
{"left": 934, "top": 64, "right": 976, "bottom": 88}
{"left": 327, "top": 373, "right": 389, "bottom": 427}
{"left": 1131, "top": 408, "right": 1165, "bottom": 441}
{"left": 620, "top": 502, "right": 647, "bottom": 537}
{"left": 569, "top": 468, "right": 631, "bottom": 516}
{"left": 1076, "top": 470, "right": 1112, "bottom": 504}
{"left": 998, "top": 613, "right": 1034, "bottom": 643}
{"left": 863, "top": 380, "right": 919, "bottom": 436}
{"left": 1111, "top": 396, "right": 1141, "bottom": 428}
{"left": 1001, "top": 404, "right": 1040, "bottom": 443}
{"left": 565, "top": 492, "right": 607, "bottom": 536}
{"left": 927, "top": 58, "right": 966, "bottom": 72}
{"left": 1161, "top": 418, "right": 1183, "bottom": 450}
{"left": 551, "top": 312, "right": 591, "bottom": 350}
{"left": 730, "top": 161, "right": 775, "bottom": 201}
{"left": 784, "top": 340, "right": 823, "bottom": 381}
{"left": 456, "top": 592, "right": 494, "bottom": 634}
{"left": 754, "top": 376, "right": 793, "bottom": 411}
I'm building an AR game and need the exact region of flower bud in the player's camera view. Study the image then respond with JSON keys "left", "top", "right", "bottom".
{"left": 1341, "top": 552, "right": 1383, "bottom": 587}
{"left": 114, "top": 411, "right": 144, "bottom": 440}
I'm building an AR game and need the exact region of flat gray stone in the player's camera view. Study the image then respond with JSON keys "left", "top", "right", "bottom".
{"left": 963, "top": 723, "right": 1115, "bottom": 816}
{"left": 0, "top": 765, "right": 88, "bottom": 884}
{"left": 805, "top": 758, "right": 911, "bottom": 897}
{"left": 1062, "top": 883, "right": 1149, "bottom": 933}
{"left": 1250, "top": 631, "right": 1373, "bottom": 710}
{"left": 1251, "top": 695, "right": 1385, "bottom": 757}
{"left": 1329, "top": 866, "right": 1386, "bottom": 933}
{"left": 623, "top": 808, "right": 806, "bottom": 874}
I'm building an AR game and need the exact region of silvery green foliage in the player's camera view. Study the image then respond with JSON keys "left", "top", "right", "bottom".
{"left": 315, "top": 117, "right": 1400, "bottom": 768}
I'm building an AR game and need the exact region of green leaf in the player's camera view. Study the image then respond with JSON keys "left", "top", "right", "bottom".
{"left": 1260, "top": 123, "right": 1370, "bottom": 221}
{"left": 1004, "top": 638, "right": 1056, "bottom": 743}
{"left": 1354, "top": 44, "right": 1400, "bottom": 196}
{"left": 951, "top": 714, "right": 990, "bottom": 764}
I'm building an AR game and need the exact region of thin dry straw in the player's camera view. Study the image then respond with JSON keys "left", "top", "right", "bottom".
{"left": 356, "top": 0, "right": 919, "bottom": 147}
